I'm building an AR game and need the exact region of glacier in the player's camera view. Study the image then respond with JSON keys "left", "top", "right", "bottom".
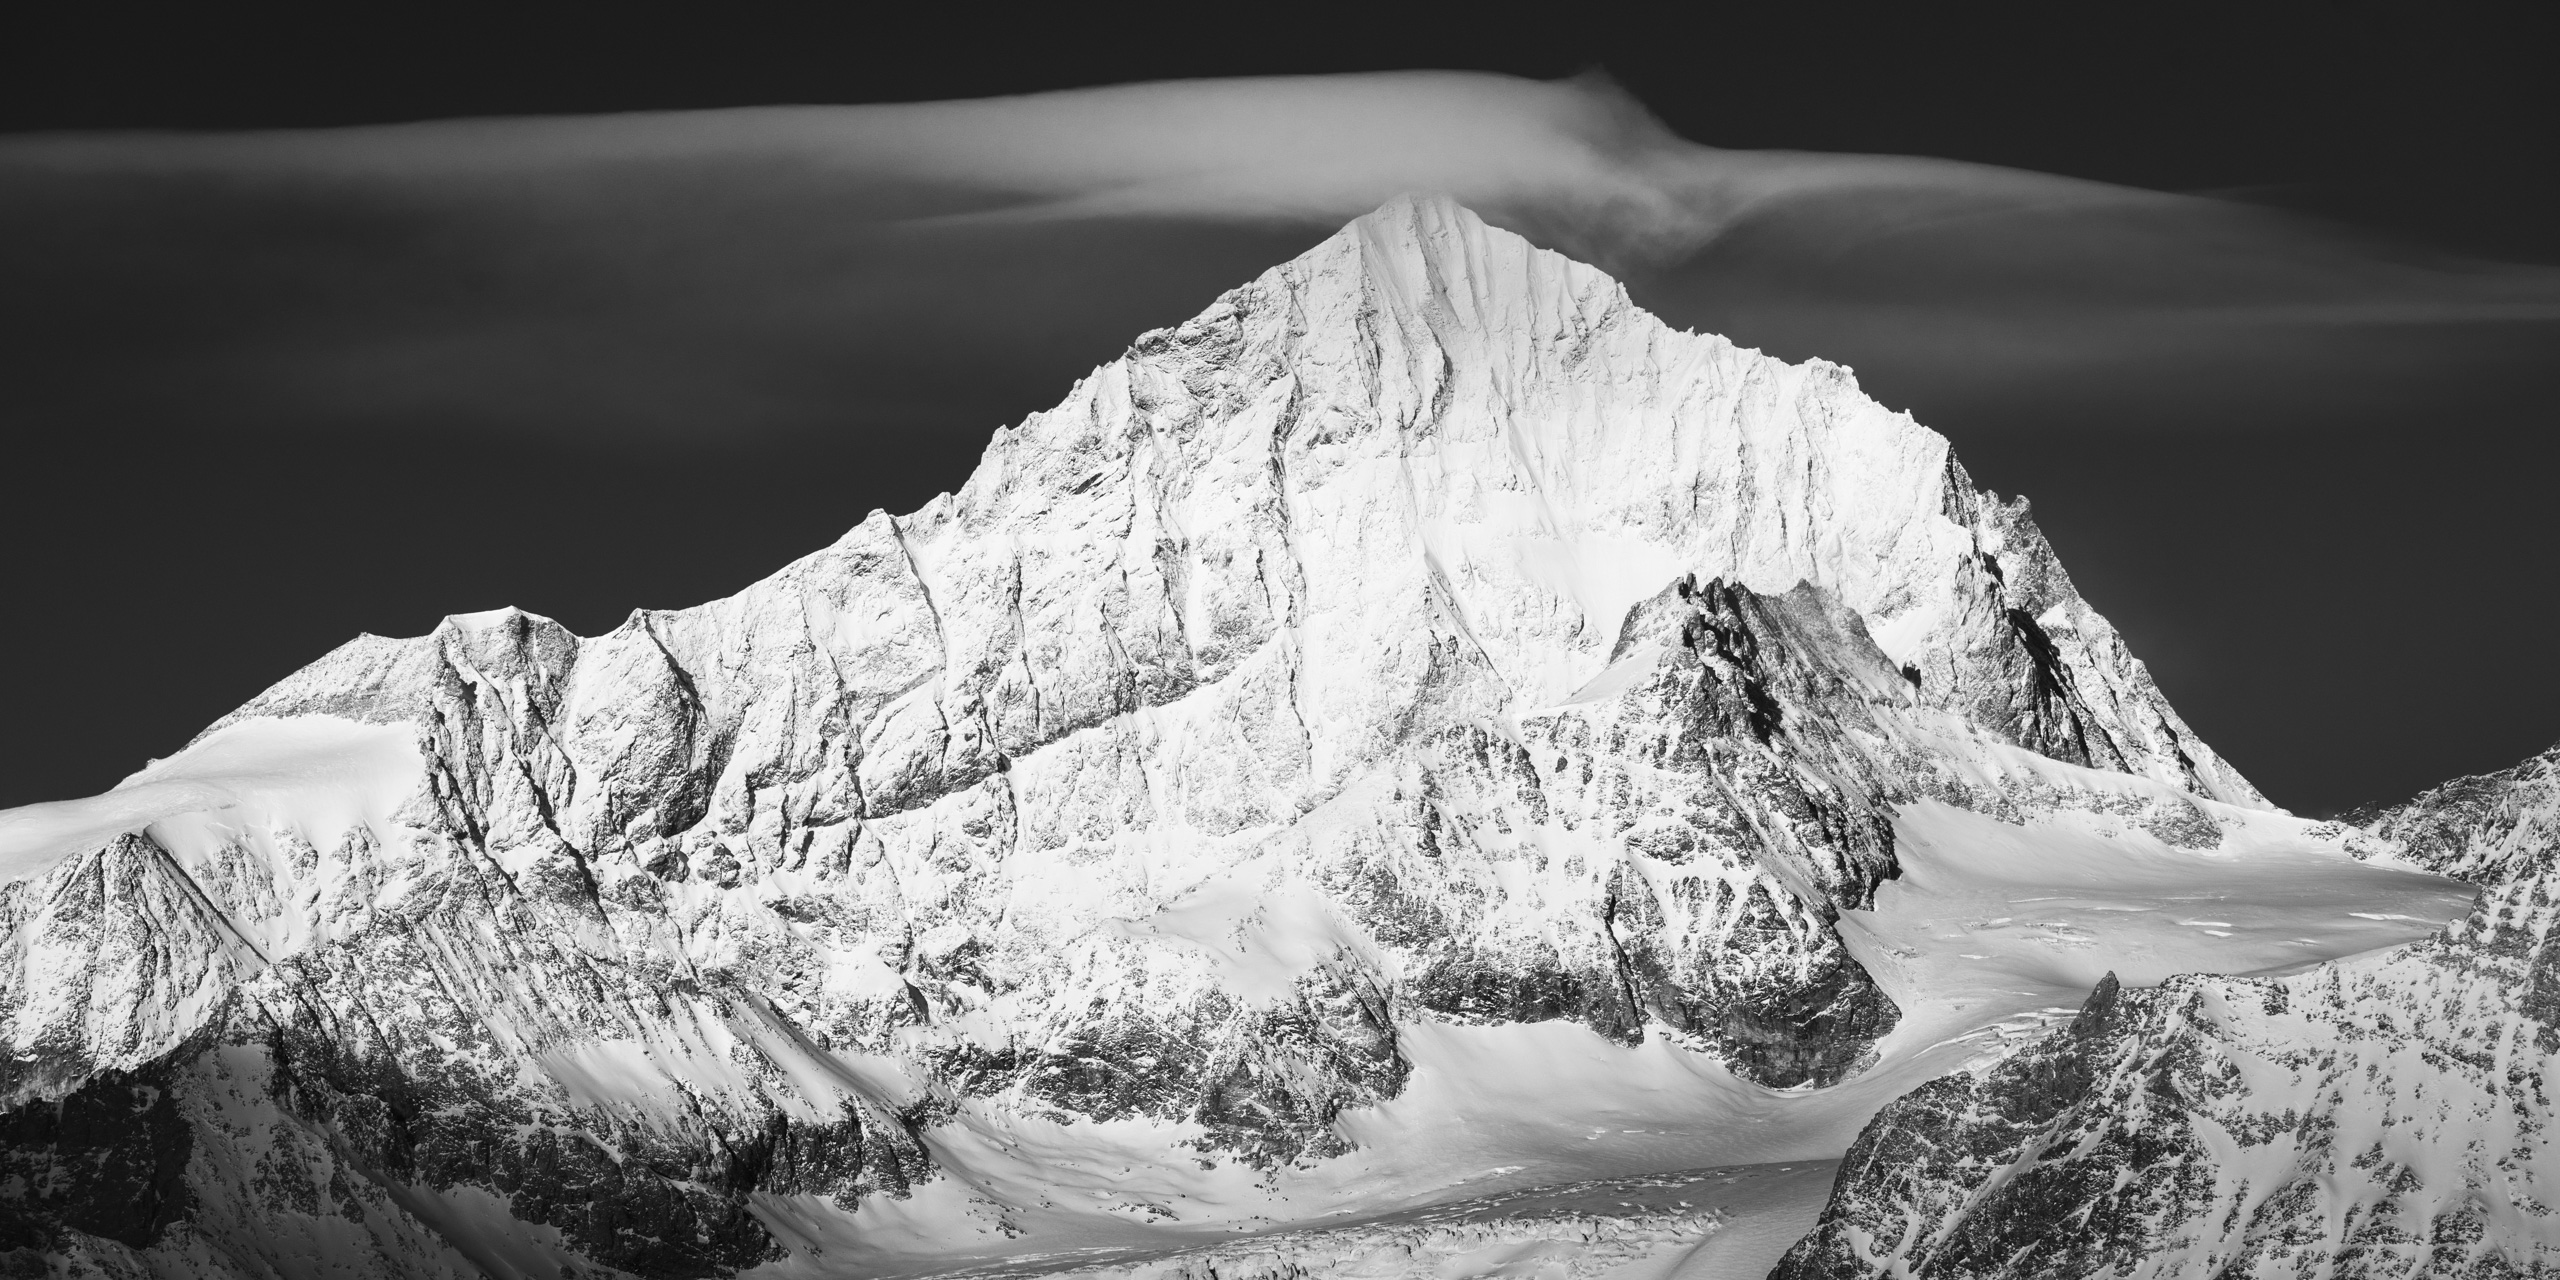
{"left": 1776, "top": 744, "right": 2560, "bottom": 1279}
{"left": 0, "top": 196, "right": 2489, "bottom": 1279}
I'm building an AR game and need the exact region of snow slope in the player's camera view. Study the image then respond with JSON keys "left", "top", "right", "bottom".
{"left": 1775, "top": 744, "right": 2560, "bottom": 1278}
{"left": 0, "top": 716, "right": 415, "bottom": 885}
{"left": 0, "top": 196, "right": 2470, "bottom": 1279}
{"left": 810, "top": 770, "right": 2467, "bottom": 1276}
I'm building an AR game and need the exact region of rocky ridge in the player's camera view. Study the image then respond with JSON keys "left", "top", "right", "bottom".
{"left": 1, "top": 195, "right": 2261, "bottom": 1278}
{"left": 1773, "top": 743, "right": 2560, "bottom": 1279}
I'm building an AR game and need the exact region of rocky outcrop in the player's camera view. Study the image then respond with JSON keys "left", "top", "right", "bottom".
{"left": 0, "top": 1060, "right": 192, "bottom": 1258}
{"left": 0, "top": 196, "right": 2267, "bottom": 1277}
{"left": 1773, "top": 745, "right": 2560, "bottom": 1279}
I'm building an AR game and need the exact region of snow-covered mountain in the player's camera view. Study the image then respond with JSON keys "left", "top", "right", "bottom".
{"left": 1773, "top": 743, "right": 2560, "bottom": 1279}
{"left": 0, "top": 196, "right": 2481, "bottom": 1279}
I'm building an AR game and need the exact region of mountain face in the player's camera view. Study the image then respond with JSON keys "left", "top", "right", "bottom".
{"left": 1775, "top": 744, "right": 2560, "bottom": 1280}
{"left": 0, "top": 196, "right": 2287, "bottom": 1279}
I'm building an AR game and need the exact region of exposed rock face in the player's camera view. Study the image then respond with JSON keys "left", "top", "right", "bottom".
{"left": 1773, "top": 744, "right": 2560, "bottom": 1280}
{"left": 0, "top": 1060, "right": 191, "bottom": 1257}
{"left": 0, "top": 196, "right": 2260, "bottom": 1277}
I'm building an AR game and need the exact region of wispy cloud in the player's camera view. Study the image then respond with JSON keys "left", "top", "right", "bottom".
{"left": 3, "top": 70, "right": 2552, "bottom": 448}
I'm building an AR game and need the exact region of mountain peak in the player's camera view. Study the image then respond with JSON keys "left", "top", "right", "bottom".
{"left": 1287, "top": 192, "right": 1630, "bottom": 354}
{"left": 1350, "top": 189, "right": 1477, "bottom": 235}
{"left": 1337, "top": 190, "right": 1525, "bottom": 284}
{"left": 0, "top": 196, "right": 2299, "bottom": 1278}
{"left": 1111, "top": 193, "right": 1625, "bottom": 384}
{"left": 1052, "top": 198, "right": 2255, "bottom": 807}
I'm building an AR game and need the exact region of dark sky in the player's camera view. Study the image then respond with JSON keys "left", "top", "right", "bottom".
{"left": 3, "top": 2, "right": 2555, "bottom": 817}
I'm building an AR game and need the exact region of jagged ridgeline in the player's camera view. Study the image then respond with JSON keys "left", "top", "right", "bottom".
{"left": 1774, "top": 744, "right": 2560, "bottom": 1280}
{"left": 0, "top": 196, "right": 2260, "bottom": 1277}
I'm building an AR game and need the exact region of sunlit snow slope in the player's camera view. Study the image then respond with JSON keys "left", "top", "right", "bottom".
{"left": 1775, "top": 744, "right": 2560, "bottom": 1280}
{"left": 0, "top": 197, "right": 2472, "bottom": 1280}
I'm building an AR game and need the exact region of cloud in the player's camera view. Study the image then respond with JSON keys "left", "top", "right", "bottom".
{"left": 1, "top": 71, "right": 1715, "bottom": 258}
{"left": 4, "top": 70, "right": 2551, "bottom": 450}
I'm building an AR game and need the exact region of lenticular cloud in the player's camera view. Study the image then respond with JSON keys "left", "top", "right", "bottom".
{"left": 5, "top": 71, "right": 2552, "bottom": 447}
